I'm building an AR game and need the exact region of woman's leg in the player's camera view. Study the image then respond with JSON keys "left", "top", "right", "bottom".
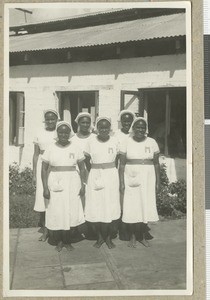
{"left": 38, "top": 212, "right": 45, "bottom": 227}
{"left": 102, "top": 222, "right": 116, "bottom": 249}
{"left": 139, "top": 223, "right": 150, "bottom": 247}
{"left": 128, "top": 224, "right": 136, "bottom": 248}
{"left": 62, "top": 230, "right": 74, "bottom": 251}
{"left": 38, "top": 212, "right": 49, "bottom": 242}
{"left": 51, "top": 230, "right": 63, "bottom": 252}
{"left": 91, "top": 223, "right": 104, "bottom": 248}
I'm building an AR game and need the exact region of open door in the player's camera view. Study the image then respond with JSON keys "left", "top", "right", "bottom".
{"left": 56, "top": 91, "right": 99, "bottom": 132}
{"left": 138, "top": 87, "right": 186, "bottom": 157}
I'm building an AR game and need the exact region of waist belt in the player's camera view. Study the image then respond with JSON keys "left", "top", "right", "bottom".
{"left": 91, "top": 162, "right": 116, "bottom": 169}
{"left": 126, "top": 159, "right": 154, "bottom": 165}
{"left": 50, "top": 166, "right": 76, "bottom": 172}
{"left": 40, "top": 150, "right": 45, "bottom": 155}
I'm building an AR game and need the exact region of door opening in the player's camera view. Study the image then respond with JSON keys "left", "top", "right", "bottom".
{"left": 57, "top": 91, "right": 99, "bottom": 132}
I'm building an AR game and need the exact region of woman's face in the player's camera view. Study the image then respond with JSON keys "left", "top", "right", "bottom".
{"left": 45, "top": 112, "right": 58, "bottom": 130}
{"left": 97, "top": 120, "right": 111, "bottom": 139}
{"left": 133, "top": 120, "right": 147, "bottom": 139}
{"left": 78, "top": 117, "right": 91, "bottom": 134}
{"left": 121, "top": 114, "right": 133, "bottom": 132}
{"left": 57, "top": 125, "right": 71, "bottom": 145}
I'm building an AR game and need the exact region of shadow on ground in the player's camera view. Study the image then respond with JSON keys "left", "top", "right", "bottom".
{"left": 9, "top": 219, "right": 186, "bottom": 290}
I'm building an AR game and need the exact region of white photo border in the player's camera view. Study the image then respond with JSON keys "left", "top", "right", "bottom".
{"left": 4, "top": 1, "right": 192, "bottom": 297}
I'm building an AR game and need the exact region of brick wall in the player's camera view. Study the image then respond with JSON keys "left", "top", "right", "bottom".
{"left": 9, "top": 54, "right": 186, "bottom": 168}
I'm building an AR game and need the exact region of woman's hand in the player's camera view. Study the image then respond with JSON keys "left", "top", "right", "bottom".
{"left": 43, "top": 187, "right": 50, "bottom": 200}
{"left": 79, "top": 184, "right": 86, "bottom": 197}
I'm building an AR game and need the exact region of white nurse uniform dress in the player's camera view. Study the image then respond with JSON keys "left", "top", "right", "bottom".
{"left": 84, "top": 135, "right": 121, "bottom": 223}
{"left": 120, "top": 136, "right": 160, "bottom": 224}
{"left": 33, "top": 129, "right": 56, "bottom": 212}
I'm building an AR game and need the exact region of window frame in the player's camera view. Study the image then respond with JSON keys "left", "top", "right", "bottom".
{"left": 9, "top": 91, "right": 25, "bottom": 147}
{"left": 56, "top": 90, "right": 99, "bottom": 131}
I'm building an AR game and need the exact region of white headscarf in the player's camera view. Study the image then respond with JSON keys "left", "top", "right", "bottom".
{"left": 75, "top": 112, "right": 93, "bottom": 132}
{"left": 118, "top": 110, "right": 135, "bottom": 122}
{"left": 94, "top": 116, "right": 112, "bottom": 133}
{"left": 56, "top": 121, "right": 74, "bottom": 139}
{"left": 129, "top": 117, "right": 148, "bottom": 135}
{"left": 43, "top": 109, "right": 60, "bottom": 121}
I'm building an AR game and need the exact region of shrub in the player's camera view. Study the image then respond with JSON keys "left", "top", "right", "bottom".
{"left": 9, "top": 194, "right": 39, "bottom": 228}
{"left": 160, "top": 163, "right": 169, "bottom": 187}
{"left": 168, "top": 180, "right": 186, "bottom": 214}
{"left": 9, "top": 163, "right": 35, "bottom": 196}
{"left": 157, "top": 164, "right": 186, "bottom": 218}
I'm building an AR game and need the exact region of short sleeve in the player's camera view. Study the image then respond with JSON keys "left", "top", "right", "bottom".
{"left": 33, "top": 134, "right": 39, "bottom": 145}
{"left": 41, "top": 145, "right": 51, "bottom": 163}
{"left": 84, "top": 138, "right": 91, "bottom": 157}
{"left": 119, "top": 138, "right": 127, "bottom": 155}
{"left": 152, "top": 138, "right": 160, "bottom": 154}
{"left": 116, "top": 140, "right": 120, "bottom": 154}
{"left": 76, "top": 146, "right": 85, "bottom": 163}
{"left": 112, "top": 137, "right": 120, "bottom": 154}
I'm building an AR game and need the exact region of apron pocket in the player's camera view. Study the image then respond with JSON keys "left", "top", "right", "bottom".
{"left": 49, "top": 177, "right": 64, "bottom": 192}
{"left": 93, "top": 177, "right": 105, "bottom": 191}
{"left": 127, "top": 175, "right": 141, "bottom": 187}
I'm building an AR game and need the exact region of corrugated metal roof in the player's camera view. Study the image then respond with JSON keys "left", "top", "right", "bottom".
{"left": 10, "top": 13, "right": 185, "bottom": 53}
{"left": 10, "top": 9, "right": 130, "bottom": 28}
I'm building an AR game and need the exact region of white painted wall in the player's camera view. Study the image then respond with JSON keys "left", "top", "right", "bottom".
{"left": 9, "top": 54, "right": 186, "bottom": 175}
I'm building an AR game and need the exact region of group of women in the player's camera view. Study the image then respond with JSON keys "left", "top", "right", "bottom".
{"left": 32, "top": 108, "right": 160, "bottom": 252}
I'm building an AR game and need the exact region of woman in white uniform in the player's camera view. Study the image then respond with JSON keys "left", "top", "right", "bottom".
{"left": 114, "top": 110, "right": 135, "bottom": 240}
{"left": 71, "top": 112, "right": 96, "bottom": 239}
{"left": 85, "top": 117, "right": 121, "bottom": 249}
{"left": 119, "top": 117, "right": 160, "bottom": 248}
{"left": 72, "top": 112, "right": 94, "bottom": 149}
{"left": 71, "top": 112, "right": 94, "bottom": 190}
{"left": 114, "top": 110, "right": 134, "bottom": 148}
{"left": 33, "top": 109, "right": 58, "bottom": 241}
{"left": 41, "top": 121, "right": 86, "bottom": 252}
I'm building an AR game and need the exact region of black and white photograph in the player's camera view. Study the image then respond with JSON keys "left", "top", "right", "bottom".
{"left": 4, "top": 2, "right": 192, "bottom": 297}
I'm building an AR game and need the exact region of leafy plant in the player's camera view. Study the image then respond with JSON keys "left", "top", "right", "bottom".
{"left": 160, "top": 163, "right": 169, "bottom": 187}
{"left": 9, "top": 163, "right": 35, "bottom": 196}
{"left": 157, "top": 164, "right": 186, "bottom": 218}
{"left": 168, "top": 180, "right": 186, "bottom": 214}
{"left": 9, "top": 194, "right": 39, "bottom": 228}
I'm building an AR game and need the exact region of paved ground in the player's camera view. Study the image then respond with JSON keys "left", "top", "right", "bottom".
{"left": 10, "top": 219, "right": 186, "bottom": 290}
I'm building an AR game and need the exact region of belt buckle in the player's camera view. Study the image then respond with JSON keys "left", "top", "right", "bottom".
{"left": 142, "top": 159, "right": 145, "bottom": 165}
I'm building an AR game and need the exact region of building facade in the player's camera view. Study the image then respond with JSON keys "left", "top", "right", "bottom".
{"left": 9, "top": 9, "right": 187, "bottom": 182}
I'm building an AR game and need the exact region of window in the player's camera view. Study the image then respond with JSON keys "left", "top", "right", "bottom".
{"left": 121, "top": 88, "right": 186, "bottom": 158}
{"left": 9, "top": 92, "right": 25, "bottom": 146}
{"left": 57, "top": 91, "right": 99, "bottom": 132}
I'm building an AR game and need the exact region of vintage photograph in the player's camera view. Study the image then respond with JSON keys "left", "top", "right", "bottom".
{"left": 4, "top": 2, "right": 192, "bottom": 297}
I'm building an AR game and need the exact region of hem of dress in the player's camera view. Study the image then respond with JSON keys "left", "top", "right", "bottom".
{"left": 122, "top": 219, "right": 159, "bottom": 224}
{"left": 34, "top": 208, "right": 46, "bottom": 212}
{"left": 85, "top": 217, "right": 120, "bottom": 223}
{"left": 46, "top": 220, "right": 85, "bottom": 231}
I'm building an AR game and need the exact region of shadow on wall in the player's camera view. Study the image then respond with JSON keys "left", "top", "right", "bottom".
{"left": 10, "top": 54, "right": 186, "bottom": 80}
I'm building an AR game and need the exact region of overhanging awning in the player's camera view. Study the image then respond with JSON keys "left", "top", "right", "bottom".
{"left": 10, "top": 13, "right": 185, "bottom": 53}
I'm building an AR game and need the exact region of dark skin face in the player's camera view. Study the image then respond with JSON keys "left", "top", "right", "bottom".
{"left": 45, "top": 112, "right": 58, "bottom": 131}
{"left": 133, "top": 120, "right": 147, "bottom": 141}
{"left": 78, "top": 116, "right": 91, "bottom": 134}
{"left": 97, "top": 120, "right": 111, "bottom": 141}
{"left": 121, "top": 113, "right": 134, "bottom": 133}
{"left": 57, "top": 125, "right": 71, "bottom": 146}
